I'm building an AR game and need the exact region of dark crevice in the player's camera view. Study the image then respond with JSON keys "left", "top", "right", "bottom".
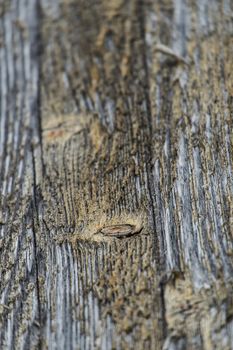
{"left": 31, "top": 144, "right": 43, "bottom": 350}
{"left": 29, "top": 1, "right": 44, "bottom": 347}
{"left": 136, "top": 0, "right": 165, "bottom": 268}
{"left": 35, "top": 0, "right": 45, "bottom": 177}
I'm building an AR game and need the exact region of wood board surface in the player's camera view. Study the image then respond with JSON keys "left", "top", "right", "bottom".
{"left": 0, "top": 0, "right": 233, "bottom": 349}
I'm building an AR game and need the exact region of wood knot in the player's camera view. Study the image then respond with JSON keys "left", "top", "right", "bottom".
{"left": 97, "top": 224, "right": 143, "bottom": 238}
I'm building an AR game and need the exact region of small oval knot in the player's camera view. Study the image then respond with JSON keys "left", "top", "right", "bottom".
{"left": 98, "top": 224, "right": 142, "bottom": 238}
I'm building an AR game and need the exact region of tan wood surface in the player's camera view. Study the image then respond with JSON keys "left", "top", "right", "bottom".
{"left": 0, "top": 0, "right": 233, "bottom": 349}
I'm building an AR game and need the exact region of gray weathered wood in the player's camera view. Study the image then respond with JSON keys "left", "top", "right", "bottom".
{"left": 0, "top": 0, "right": 233, "bottom": 349}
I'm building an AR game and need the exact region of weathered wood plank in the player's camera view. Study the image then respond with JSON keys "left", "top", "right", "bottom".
{"left": 0, "top": 0, "right": 42, "bottom": 348}
{"left": 0, "top": 0, "right": 233, "bottom": 349}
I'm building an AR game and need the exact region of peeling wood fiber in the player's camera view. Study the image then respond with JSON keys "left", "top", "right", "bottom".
{"left": 0, "top": 0, "right": 233, "bottom": 349}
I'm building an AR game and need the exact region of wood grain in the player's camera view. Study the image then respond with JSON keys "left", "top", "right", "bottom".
{"left": 0, "top": 0, "right": 233, "bottom": 349}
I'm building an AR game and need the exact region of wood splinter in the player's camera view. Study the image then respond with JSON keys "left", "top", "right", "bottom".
{"left": 155, "top": 43, "right": 189, "bottom": 64}
{"left": 96, "top": 224, "right": 143, "bottom": 238}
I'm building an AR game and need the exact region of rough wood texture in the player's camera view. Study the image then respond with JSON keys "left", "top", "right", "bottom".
{"left": 0, "top": 0, "right": 233, "bottom": 349}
